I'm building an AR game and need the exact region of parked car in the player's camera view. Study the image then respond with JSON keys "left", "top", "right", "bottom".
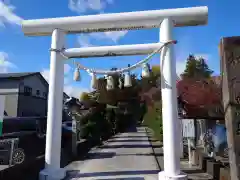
{"left": 0, "top": 117, "right": 47, "bottom": 165}
{"left": 0, "top": 138, "right": 25, "bottom": 165}
{"left": 0, "top": 116, "right": 74, "bottom": 166}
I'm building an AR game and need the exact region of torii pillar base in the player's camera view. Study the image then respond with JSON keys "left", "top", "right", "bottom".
{"left": 158, "top": 172, "right": 187, "bottom": 180}
{"left": 39, "top": 168, "right": 66, "bottom": 180}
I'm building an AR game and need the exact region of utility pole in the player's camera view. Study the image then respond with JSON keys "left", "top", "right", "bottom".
{"left": 220, "top": 36, "right": 240, "bottom": 180}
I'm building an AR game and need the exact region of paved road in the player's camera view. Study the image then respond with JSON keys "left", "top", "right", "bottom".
{"left": 64, "top": 127, "right": 160, "bottom": 180}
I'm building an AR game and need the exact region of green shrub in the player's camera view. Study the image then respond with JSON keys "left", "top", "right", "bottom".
{"left": 75, "top": 101, "right": 140, "bottom": 141}
{"left": 143, "top": 101, "right": 163, "bottom": 141}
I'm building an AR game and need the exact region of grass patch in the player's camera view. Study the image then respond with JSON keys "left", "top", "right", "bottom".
{"left": 143, "top": 101, "right": 163, "bottom": 141}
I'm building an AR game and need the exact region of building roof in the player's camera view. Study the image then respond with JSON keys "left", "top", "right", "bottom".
{"left": 0, "top": 72, "right": 70, "bottom": 98}
{"left": 0, "top": 72, "right": 39, "bottom": 79}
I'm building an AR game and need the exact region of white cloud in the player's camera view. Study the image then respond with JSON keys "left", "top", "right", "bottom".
{"left": 64, "top": 64, "right": 71, "bottom": 74}
{"left": 41, "top": 64, "right": 89, "bottom": 98}
{"left": 69, "top": 0, "right": 89, "bottom": 13}
{"left": 88, "top": 0, "right": 104, "bottom": 11}
{"left": 77, "top": 31, "right": 128, "bottom": 48}
{"left": 0, "top": 52, "right": 17, "bottom": 73}
{"left": 77, "top": 30, "right": 128, "bottom": 47}
{"left": 64, "top": 85, "right": 90, "bottom": 99}
{"left": 176, "top": 60, "right": 186, "bottom": 77}
{"left": 41, "top": 69, "right": 50, "bottom": 82}
{"left": 104, "top": 31, "right": 128, "bottom": 42}
{"left": 195, "top": 54, "right": 210, "bottom": 62}
{"left": 78, "top": 35, "right": 94, "bottom": 47}
{"left": 90, "top": 30, "right": 128, "bottom": 43}
{"left": 41, "top": 64, "right": 72, "bottom": 84}
{"left": 69, "top": 0, "right": 128, "bottom": 46}
{"left": 0, "top": 1, "right": 23, "bottom": 27}
{"left": 68, "top": 0, "right": 113, "bottom": 13}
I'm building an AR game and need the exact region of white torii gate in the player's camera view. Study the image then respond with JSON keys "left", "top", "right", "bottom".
{"left": 22, "top": 6, "right": 208, "bottom": 180}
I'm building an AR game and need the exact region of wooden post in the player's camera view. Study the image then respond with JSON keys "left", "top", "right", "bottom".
{"left": 0, "top": 95, "right": 5, "bottom": 136}
{"left": 182, "top": 119, "right": 195, "bottom": 165}
{"left": 72, "top": 117, "right": 77, "bottom": 157}
{"left": 179, "top": 119, "right": 184, "bottom": 158}
{"left": 220, "top": 36, "right": 240, "bottom": 180}
{"left": 188, "top": 138, "right": 192, "bottom": 165}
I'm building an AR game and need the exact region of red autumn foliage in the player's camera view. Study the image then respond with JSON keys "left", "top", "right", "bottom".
{"left": 177, "top": 77, "right": 221, "bottom": 106}
{"left": 140, "top": 76, "right": 223, "bottom": 117}
{"left": 177, "top": 77, "right": 222, "bottom": 117}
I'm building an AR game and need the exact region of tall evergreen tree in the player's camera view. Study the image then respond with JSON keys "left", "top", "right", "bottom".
{"left": 196, "top": 57, "right": 214, "bottom": 78}
{"left": 181, "top": 54, "right": 213, "bottom": 79}
{"left": 182, "top": 54, "right": 198, "bottom": 78}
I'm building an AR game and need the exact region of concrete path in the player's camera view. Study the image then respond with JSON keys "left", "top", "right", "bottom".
{"left": 64, "top": 127, "right": 160, "bottom": 180}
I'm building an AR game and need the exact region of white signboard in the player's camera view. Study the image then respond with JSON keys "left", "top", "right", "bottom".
{"left": 182, "top": 119, "right": 195, "bottom": 138}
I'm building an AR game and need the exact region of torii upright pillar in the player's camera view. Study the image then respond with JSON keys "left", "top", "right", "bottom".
{"left": 159, "top": 18, "right": 184, "bottom": 179}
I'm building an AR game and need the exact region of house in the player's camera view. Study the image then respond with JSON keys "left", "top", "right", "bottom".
{"left": 0, "top": 72, "right": 69, "bottom": 117}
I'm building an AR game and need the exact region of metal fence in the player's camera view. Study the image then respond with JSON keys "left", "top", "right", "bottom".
{"left": 194, "top": 119, "right": 228, "bottom": 156}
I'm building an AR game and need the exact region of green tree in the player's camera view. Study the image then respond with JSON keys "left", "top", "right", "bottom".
{"left": 181, "top": 54, "right": 213, "bottom": 79}
{"left": 80, "top": 92, "right": 90, "bottom": 101}
{"left": 143, "top": 101, "right": 163, "bottom": 141}
{"left": 91, "top": 66, "right": 139, "bottom": 105}
{"left": 196, "top": 57, "right": 214, "bottom": 78}
{"left": 151, "top": 65, "right": 161, "bottom": 77}
{"left": 182, "top": 55, "right": 198, "bottom": 79}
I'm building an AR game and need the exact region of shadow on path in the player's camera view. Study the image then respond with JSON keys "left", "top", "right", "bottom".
{"left": 83, "top": 152, "right": 164, "bottom": 160}
{"left": 112, "top": 136, "right": 151, "bottom": 139}
{"left": 85, "top": 152, "right": 116, "bottom": 159}
{"left": 97, "top": 177, "right": 145, "bottom": 180}
{"left": 182, "top": 169, "right": 206, "bottom": 174}
{"left": 100, "top": 144, "right": 161, "bottom": 149}
{"left": 107, "top": 139, "right": 158, "bottom": 143}
{"left": 67, "top": 169, "right": 160, "bottom": 178}
{"left": 116, "top": 153, "right": 163, "bottom": 157}
{"left": 125, "top": 126, "right": 138, "bottom": 132}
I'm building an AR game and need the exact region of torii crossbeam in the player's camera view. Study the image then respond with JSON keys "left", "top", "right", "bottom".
{"left": 22, "top": 6, "right": 208, "bottom": 180}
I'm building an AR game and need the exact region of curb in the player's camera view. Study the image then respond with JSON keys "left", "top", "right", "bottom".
{"left": 144, "top": 127, "right": 162, "bottom": 171}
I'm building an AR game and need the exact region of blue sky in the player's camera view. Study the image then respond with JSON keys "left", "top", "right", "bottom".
{"left": 0, "top": 0, "right": 239, "bottom": 97}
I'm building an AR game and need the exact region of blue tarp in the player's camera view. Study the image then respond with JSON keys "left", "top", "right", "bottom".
{"left": 212, "top": 124, "right": 227, "bottom": 152}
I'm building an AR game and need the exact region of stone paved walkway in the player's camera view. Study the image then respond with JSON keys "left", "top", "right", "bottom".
{"left": 64, "top": 127, "right": 160, "bottom": 180}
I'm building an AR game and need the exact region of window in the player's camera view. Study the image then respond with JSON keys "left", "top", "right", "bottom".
{"left": 36, "top": 90, "right": 40, "bottom": 96}
{"left": 43, "top": 92, "right": 47, "bottom": 98}
{"left": 24, "top": 86, "right": 32, "bottom": 96}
